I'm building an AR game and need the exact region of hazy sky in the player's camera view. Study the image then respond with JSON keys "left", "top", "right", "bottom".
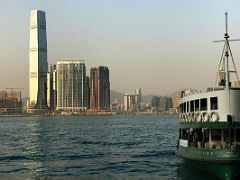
{"left": 1, "top": 0, "right": 240, "bottom": 97}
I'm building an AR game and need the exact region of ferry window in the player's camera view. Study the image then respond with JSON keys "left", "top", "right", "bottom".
{"left": 195, "top": 99, "right": 199, "bottom": 111}
{"left": 200, "top": 98, "right": 207, "bottom": 111}
{"left": 236, "top": 129, "right": 240, "bottom": 142}
{"left": 210, "top": 97, "right": 218, "bottom": 110}
{"left": 186, "top": 102, "right": 189, "bottom": 112}
{"left": 190, "top": 101, "right": 194, "bottom": 112}
{"left": 183, "top": 103, "right": 186, "bottom": 112}
{"left": 223, "top": 129, "right": 229, "bottom": 142}
{"left": 211, "top": 129, "right": 221, "bottom": 141}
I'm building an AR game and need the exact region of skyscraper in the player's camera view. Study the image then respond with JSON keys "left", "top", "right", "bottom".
{"left": 135, "top": 86, "right": 142, "bottom": 111}
{"left": 28, "top": 10, "right": 48, "bottom": 110}
{"left": 56, "top": 60, "right": 87, "bottom": 113}
{"left": 90, "top": 68, "right": 98, "bottom": 109}
{"left": 124, "top": 93, "right": 135, "bottom": 112}
{"left": 86, "top": 76, "right": 90, "bottom": 109}
{"left": 47, "top": 64, "right": 57, "bottom": 111}
{"left": 90, "top": 66, "right": 110, "bottom": 111}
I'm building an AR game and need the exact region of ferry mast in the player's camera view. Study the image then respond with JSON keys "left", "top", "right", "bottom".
{"left": 214, "top": 12, "right": 240, "bottom": 89}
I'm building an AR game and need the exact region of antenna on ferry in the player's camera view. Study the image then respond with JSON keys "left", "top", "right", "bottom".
{"left": 214, "top": 12, "right": 240, "bottom": 89}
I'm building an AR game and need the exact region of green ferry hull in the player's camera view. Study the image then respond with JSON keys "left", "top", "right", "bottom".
{"left": 176, "top": 146, "right": 240, "bottom": 179}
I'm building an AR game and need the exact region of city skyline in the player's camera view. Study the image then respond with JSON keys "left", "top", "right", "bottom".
{"left": 1, "top": 1, "right": 240, "bottom": 97}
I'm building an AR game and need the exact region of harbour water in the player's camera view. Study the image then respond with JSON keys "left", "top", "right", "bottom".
{"left": 0, "top": 115, "right": 216, "bottom": 179}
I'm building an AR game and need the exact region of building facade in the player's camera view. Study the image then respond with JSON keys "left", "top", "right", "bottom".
{"left": 0, "top": 90, "right": 22, "bottom": 114}
{"left": 47, "top": 64, "right": 57, "bottom": 111}
{"left": 90, "top": 66, "right": 110, "bottom": 111}
{"left": 135, "top": 86, "right": 142, "bottom": 111}
{"left": 151, "top": 96, "right": 160, "bottom": 112}
{"left": 57, "top": 60, "right": 87, "bottom": 113}
{"left": 86, "top": 76, "right": 90, "bottom": 109}
{"left": 29, "top": 10, "right": 48, "bottom": 110}
{"left": 124, "top": 93, "right": 135, "bottom": 112}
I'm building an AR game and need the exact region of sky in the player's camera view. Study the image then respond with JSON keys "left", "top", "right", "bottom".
{"left": 1, "top": 0, "right": 240, "bottom": 97}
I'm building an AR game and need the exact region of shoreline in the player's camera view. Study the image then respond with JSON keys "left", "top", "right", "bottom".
{"left": 0, "top": 113, "right": 178, "bottom": 117}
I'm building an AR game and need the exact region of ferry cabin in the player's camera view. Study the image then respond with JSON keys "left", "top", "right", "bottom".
{"left": 178, "top": 88, "right": 240, "bottom": 149}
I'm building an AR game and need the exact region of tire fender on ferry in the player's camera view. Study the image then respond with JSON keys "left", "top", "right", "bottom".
{"left": 194, "top": 112, "right": 199, "bottom": 122}
{"left": 188, "top": 113, "right": 192, "bottom": 123}
{"left": 203, "top": 113, "right": 210, "bottom": 122}
{"left": 183, "top": 113, "right": 186, "bottom": 123}
{"left": 197, "top": 113, "right": 202, "bottom": 122}
{"left": 211, "top": 112, "right": 219, "bottom": 122}
{"left": 186, "top": 113, "right": 190, "bottom": 123}
{"left": 190, "top": 112, "right": 194, "bottom": 122}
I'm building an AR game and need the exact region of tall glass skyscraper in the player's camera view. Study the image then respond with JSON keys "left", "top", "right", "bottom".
{"left": 90, "top": 66, "right": 110, "bottom": 111}
{"left": 29, "top": 10, "right": 48, "bottom": 110}
{"left": 57, "top": 60, "right": 87, "bottom": 113}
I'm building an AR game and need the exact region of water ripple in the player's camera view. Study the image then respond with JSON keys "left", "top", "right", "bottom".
{"left": 0, "top": 115, "right": 213, "bottom": 179}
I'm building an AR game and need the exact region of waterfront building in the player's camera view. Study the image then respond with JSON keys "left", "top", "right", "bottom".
{"left": 90, "top": 66, "right": 110, "bottom": 111}
{"left": 110, "top": 98, "right": 119, "bottom": 113}
{"left": 86, "top": 76, "right": 90, "bottom": 109}
{"left": 90, "top": 68, "right": 98, "bottom": 109}
{"left": 166, "top": 97, "right": 173, "bottom": 112}
{"left": 0, "top": 90, "right": 22, "bottom": 114}
{"left": 28, "top": 10, "right": 48, "bottom": 111}
{"left": 160, "top": 96, "right": 167, "bottom": 112}
{"left": 171, "top": 91, "right": 182, "bottom": 113}
{"left": 124, "top": 93, "right": 135, "bottom": 112}
{"left": 47, "top": 64, "right": 57, "bottom": 111}
{"left": 135, "top": 86, "right": 142, "bottom": 111}
{"left": 56, "top": 60, "right": 87, "bottom": 113}
{"left": 151, "top": 96, "right": 160, "bottom": 112}
{"left": 123, "top": 86, "right": 143, "bottom": 113}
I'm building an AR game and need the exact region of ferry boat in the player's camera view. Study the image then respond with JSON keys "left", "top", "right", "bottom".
{"left": 176, "top": 13, "right": 240, "bottom": 179}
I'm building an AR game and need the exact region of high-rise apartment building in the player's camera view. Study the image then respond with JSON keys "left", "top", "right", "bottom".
{"left": 28, "top": 10, "right": 48, "bottom": 110}
{"left": 90, "top": 68, "right": 98, "bottom": 109}
{"left": 90, "top": 66, "right": 110, "bottom": 111}
{"left": 56, "top": 60, "right": 87, "bottom": 113}
{"left": 135, "top": 86, "right": 142, "bottom": 111}
{"left": 151, "top": 96, "right": 160, "bottom": 112}
{"left": 124, "top": 93, "right": 135, "bottom": 112}
{"left": 47, "top": 64, "right": 57, "bottom": 111}
{"left": 86, "top": 76, "right": 90, "bottom": 109}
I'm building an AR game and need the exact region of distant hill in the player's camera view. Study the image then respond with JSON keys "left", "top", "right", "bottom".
{"left": 110, "top": 90, "right": 158, "bottom": 104}
{"left": 110, "top": 90, "right": 124, "bottom": 103}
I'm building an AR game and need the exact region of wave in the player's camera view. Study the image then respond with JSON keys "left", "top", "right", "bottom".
{"left": 0, "top": 155, "right": 30, "bottom": 161}
{"left": 131, "top": 149, "right": 175, "bottom": 158}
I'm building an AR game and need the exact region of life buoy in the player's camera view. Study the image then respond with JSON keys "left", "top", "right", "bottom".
{"left": 189, "top": 112, "right": 194, "bottom": 122}
{"left": 186, "top": 113, "right": 189, "bottom": 123}
{"left": 197, "top": 113, "right": 202, "bottom": 122}
{"left": 182, "top": 113, "right": 186, "bottom": 123}
{"left": 194, "top": 112, "right": 199, "bottom": 122}
{"left": 203, "top": 113, "right": 210, "bottom": 122}
{"left": 187, "top": 113, "right": 191, "bottom": 123}
{"left": 211, "top": 112, "right": 219, "bottom": 122}
{"left": 180, "top": 113, "right": 184, "bottom": 123}
{"left": 188, "top": 112, "right": 193, "bottom": 123}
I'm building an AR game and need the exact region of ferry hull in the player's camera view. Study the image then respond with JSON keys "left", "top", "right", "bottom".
{"left": 176, "top": 146, "right": 240, "bottom": 179}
